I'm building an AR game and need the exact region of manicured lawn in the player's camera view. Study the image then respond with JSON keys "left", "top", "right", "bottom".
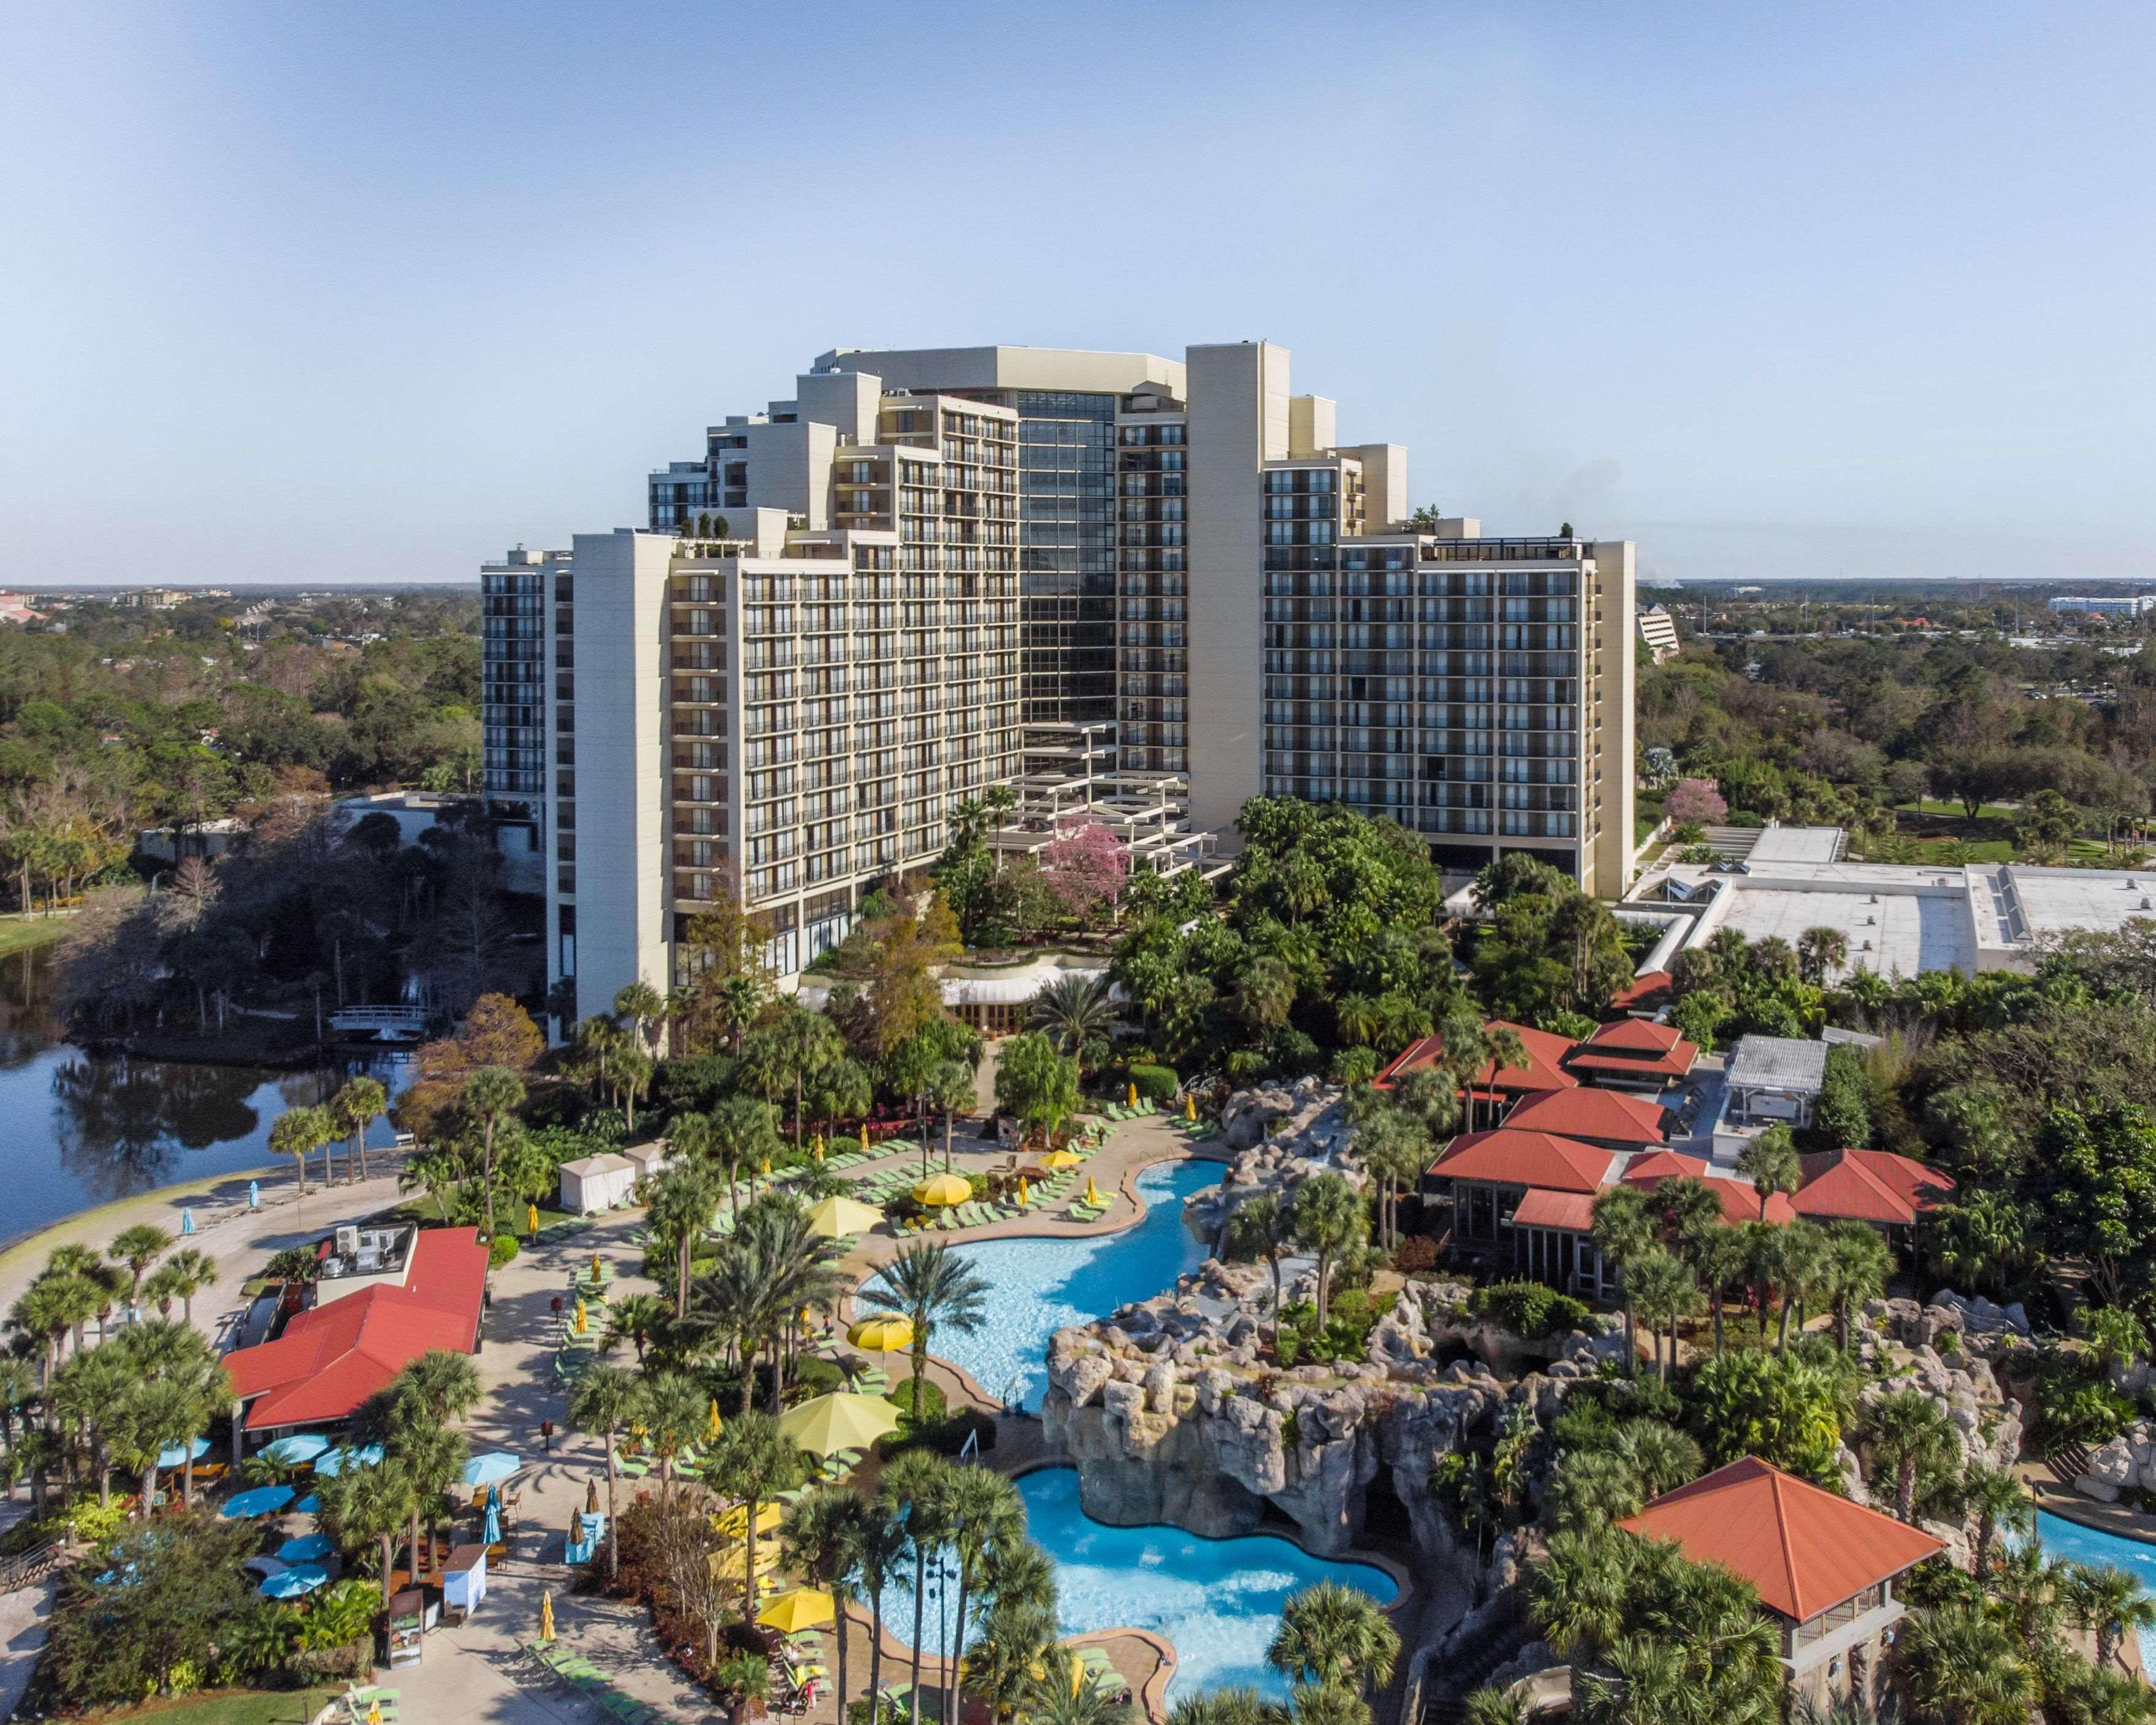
{"left": 94, "top": 1688, "right": 342, "bottom": 1725}
{"left": 0, "top": 914, "right": 69, "bottom": 958}
{"left": 1893, "top": 797, "right": 2021, "bottom": 821}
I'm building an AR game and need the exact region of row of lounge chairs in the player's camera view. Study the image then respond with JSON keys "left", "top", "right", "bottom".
{"left": 526, "top": 1641, "right": 689, "bottom": 1725}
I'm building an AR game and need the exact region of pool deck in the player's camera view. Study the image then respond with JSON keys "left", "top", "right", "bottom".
{"left": 2017, "top": 1458, "right": 2156, "bottom": 1547}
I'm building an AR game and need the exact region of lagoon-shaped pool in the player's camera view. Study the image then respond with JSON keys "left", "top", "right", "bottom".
{"left": 927, "top": 1158, "right": 1219, "bottom": 1410}
{"left": 2033, "top": 1510, "right": 2156, "bottom": 1665}
{"left": 881, "top": 1467, "right": 1401, "bottom": 1700}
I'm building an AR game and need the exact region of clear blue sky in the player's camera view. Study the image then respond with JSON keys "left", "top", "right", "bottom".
{"left": 4, "top": 1, "right": 2152, "bottom": 586}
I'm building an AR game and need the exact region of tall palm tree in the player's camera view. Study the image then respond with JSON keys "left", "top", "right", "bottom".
{"left": 112, "top": 1318, "right": 224, "bottom": 1505}
{"left": 1267, "top": 1581, "right": 1401, "bottom": 1696}
{"left": 1864, "top": 1389, "right": 1958, "bottom": 1523}
{"left": 318, "top": 1455, "right": 419, "bottom": 1604}
{"left": 927, "top": 1060, "right": 976, "bottom": 1172}
{"left": 569, "top": 1363, "right": 639, "bottom": 1581}
{"left": 1796, "top": 926, "right": 1850, "bottom": 988}
{"left": 51, "top": 1346, "right": 131, "bottom": 1507}
{"left": 1962, "top": 1463, "right": 2030, "bottom": 1579}
{"left": 115, "top": 1376, "right": 198, "bottom": 1517}
{"left": 709, "top": 1410, "right": 805, "bottom": 1610}
{"left": 107, "top": 1225, "right": 171, "bottom": 1305}
{"left": 880, "top": 1448, "right": 955, "bottom": 1722}
{"left": 858, "top": 1242, "right": 990, "bottom": 1415}
{"left": 781, "top": 1486, "right": 870, "bottom": 1725}
{"left": 1894, "top": 1602, "right": 2034, "bottom": 1725}
{"left": 1527, "top": 1529, "right": 1629, "bottom": 1657}
{"left": 941, "top": 1465, "right": 1024, "bottom": 1725}
{"left": 145, "top": 1247, "right": 218, "bottom": 1327}
{"left": 1736, "top": 1125, "right": 1799, "bottom": 1223}
{"left": 2060, "top": 1562, "right": 2156, "bottom": 1671}
{"left": 1548, "top": 1450, "right": 1645, "bottom": 1537}
{"left": 709, "top": 1094, "right": 782, "bottom": 1220}
{"left": 1775, "top": 1219, "right": 1831, "bottom": 1349}
{"left": 461, "top": 1065, "right": 526, "bottom": 1239}
{"left": 1590, "top": 1185, "right": 1656, "bottom": 1369}
{"left": 1692, "top": 1226, "right": 1748, "bottom": 1358}
{"left": 1611, "top": 1421, "right": 1702, "bottom": 1499}
{"left": 1027, "top": 973, "right": 1119, "bottom": 1076}
{"left": 614, "top": 979, "right": 667, "bottom": 1058}
{"left": 633, "top": 1370, "right": 707, "bottom": 1502}
{"left": 971, "top": 1538, "right": 1060, "bottom": 1725}
{"left": 330, "top": 1074, "right": 389, "bottom": 1185}
{"left": 1226, "top": 1191, "right": 1294, "bottom": 1344}
{"left": 396, "top": 1348, "right": 483, "bottom": 1427}
{"left": 1621, "top": 1247, "right": 1699, "bottom": 1385}
{"left": 651, "top": 1161, "right": 720, "bottom": 1322}
{"left": 1822, "top": 1222, "right": 1894, "bottom": 1352}
{"left": 847, "top": 1492, "right": 912, "bottom": 1723}
{"left": 1291, "top": 1173, "right": 1365, "bottom": 1323}
{"left": 601, "top": 1291, "right": 672, "bottom": 1366}
{"left": 269, "top": 1103, "right": 334, "bottom": 1199}
{"left": 380, "top": 1398, "right": 467, "bottom": 1582}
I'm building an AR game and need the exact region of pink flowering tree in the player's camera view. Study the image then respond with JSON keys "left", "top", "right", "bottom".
{"left": 1665, "top": 777, "right": 1728, "bottom": 827}
{"left": 1042, "top": 817, "right": 1128, "bottom": 931}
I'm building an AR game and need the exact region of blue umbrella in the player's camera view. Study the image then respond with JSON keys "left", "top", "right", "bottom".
{"left": 315, "top": 1444, "right": 384, "bottom": 1477}
{"left": 262, "top": 1434, "right": 329, "bottom": 1466}
{"left": 483, "top": 1501, "right": 502, "bottom": 1545}
{"left": 277, "top": 1532, "right": 335, "bottom": 1562}
{"left": 180, "top": 1207, "right": 196, "bottom": 1234}
{"left": 292, "top": 1493, "right": 321, "bottom": 1514}
{"left": 157, "top": 1437, "right": 210, "bottom": 1469}
{"left": 460, "top": 1452, "right": 521, "bottom": 1487}
{"left": 221, "top": 1485, "right": 296, "bottom": 1519}
{"left": 248, "top": 1180, "right": 260, "bottom": 1210}
{"left": 259, "top": 1563, "right": 330, "bottom": 1599}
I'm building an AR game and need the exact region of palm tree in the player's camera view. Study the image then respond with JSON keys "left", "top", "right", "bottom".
{"left": 880, "top": 1448, "right": 955, "bottom": 1721}
{"left": 1864, "top": 1389, "right": 1957, "bottom": 1523}
{"left": 396, "top": 1348, "right": 483, "bottom": 1426}
{"left": 1267, "top": 1581, "right": 1401, "bottom": 1696}
{"left": 1548, "top": 1449, "right": 1645, "bottom": 1536}
{"left": 858, "top": 1241, "right": 989, "bottom": 1415}
{"left": 51, "top": 1346, "right": 131, "bottom": 1507}
{"left": 781, "top": 1486, "right": 870, "bottom": 1725}
{"left": 847, "top": 1492, "right": 912, "bottom": 1723}
{"left": 1027, "top": 973, "right": 1119, "bottom": 1076}
{"left": 1291, "top": 1174, "right": 1366, "bottom": 1323}
{"left": 1227, "top": 1191, "right": 1294, "bottom": 1344}
{"left": 461, "top": 1065, "right": 526, "bottom": 1239}
{"left": 709, "top": 1094, "right": 782, "bottom": 1220}
{"left": 1287, "top": 1685, "right": 1371, "bottom": 1725}
{"left": 318, "top": 1454, "right": 419, "bottom": 1604}
{"left": 1031, "top": 1688, "right": 1132, "bottom": 1725}
{"left": 1171, "top": 1689, "right": 1292, "bottom": 1725}
{"left": 614, "top": 979, "right": 667, "bottom": 1058}
{"left": 1234, "top": 956, "right": 1296, "bottom": 1033}
{"left": 115, "top": 1376, "right": 199, "bottom": 1517}
{"left": 1894, "top": 1602, "right": 2035, "bottom": 1725}
{"left": 651, "top": 1161, "right": 719, "bottom": 1321}
{"left": 1691, "top": 1226, "right": 1748, "bottom": 1358}
{"left": 107, "top": 1224, "right": 170, "bottom": 1306}
{"left": 1776, "top": 1219, "right": 1831, "bottom": 1349}
{"left": 1459, "top": 1689, "right": 1527, "bottom": 1725}
{"left": 1822, "top": 1222, "right": 1894, "bottom": 1351}
{"left": 1736, "top": 1125, "right": 1799, "bottom": 1224}
{"left": 269, "top": 1103, "right": 334, "bottom": 1199}
{"left": 1354, "top": 1110, "right": 1429, "bottom": 1252}
{"left": 1963, "top": 1463, "right": 2030, "bottom": 1579}
{"left": 1796, "top": 926, "right": 1850, "bottom": 988}
{"left": 330, "top": 1074, "right": 389, "bottom": 1185}
{"left": 143, "top": 1247, "right": 217, "bottom": 1327}
{"left": 1623, "top": 1246, "right": 1700, "bottom": 1384}
{"left": 1611, "top": 1420, "right": 1702, "bottom": 1499}
{"left": 600, "top": 1291, "right": 672, "bottom": 1366}
{"left": 113, "top": 1318, "right": 225, "bottom": 1507}
{"left": 973, "top": 1539, "right": 1060, "bottom": 1725}
{"left": 1590, "top": 1185, "right": 1656, "bottom": 1371}
{"left": 634, "top": 1370, "right": 706, "bottom": 1502}
{"left": 927, "top": 1060, "right": 976, "bottom": 1172}
{"left": 2061, "top": 1562, "right": 2156, "bottom": 1670}
{"left": 388, "top": 1411, "right": 467, "bottom": 1583}
{"left": 941, "top": 1464, "right": 1025, "bottom": 1725}
{"left": 1527, "top": 1529, "right": 1629, "bottom": 1656}
{"left": 708, "top": 1409, "right": 806, "bottom": 1612}
{"left": 569, "top": 1363, "right": 639, "bottom": 1581}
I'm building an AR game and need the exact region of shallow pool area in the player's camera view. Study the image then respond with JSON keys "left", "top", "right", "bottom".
{"left": 2033, "top": 1510, "right": 2156, "bottom": 1665}
{"left": 879, "top": 1467, "right": 1400, "bottom": 1701}
{"left": 927, "top": 1157, "right": 1219, "bottom": 1410}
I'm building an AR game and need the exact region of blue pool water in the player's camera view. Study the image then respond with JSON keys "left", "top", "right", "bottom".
{"left": 2032, "top": 1510, "right": 2156, "bottom": 1664}
{"left": 928, "top": 1158, "right": 1219, "bottom": 1410}
{"left": 879, "top": 1467, "right": 1400, "bottom": 1701}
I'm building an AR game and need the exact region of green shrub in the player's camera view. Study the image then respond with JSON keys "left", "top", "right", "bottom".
{"left": 1126, "top": 1063, "right": 1180, "bottom": 1102}
{"left": 830, "top": 1136, "right": 862, "bottom": 1156}
{"left": 1473, "top": 1279, "right": 1590, "bottom": 1338}
{"left": 488, "top": 1233, "right": 521, "bottom": 1268}
{"left": 890, "top": 1376, "right": 946, "bottom": 1423}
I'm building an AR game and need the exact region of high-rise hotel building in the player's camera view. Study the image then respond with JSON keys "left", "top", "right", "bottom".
{"left": 488, "top": 342, "right": 1635, "bottom": 1017}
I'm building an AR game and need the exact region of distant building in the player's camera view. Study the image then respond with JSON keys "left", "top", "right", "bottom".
{"left": 0, "top": 594, "right": 45, "bottom": 625}
{"left": 1636, "top": 605, "right": 1681, "bottom": 664}
{"left": 2049, "top": 594, "right": 2156, "bottom": 617}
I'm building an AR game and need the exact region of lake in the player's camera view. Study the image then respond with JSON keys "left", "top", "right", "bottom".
{"left": 0, "top": 941, "right": 407, "bottom": 1247}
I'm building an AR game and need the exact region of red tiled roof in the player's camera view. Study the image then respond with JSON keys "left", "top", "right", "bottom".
{"left": 1608, "top": 970, "right": 1675, "bottom": 1013}
{"left": 1565, "top": 1020, "right": 1699, "bottom": 1081}
{"left": 1621, "top": 1152, "right": 1796, "bottom": 1224}
{"left": 226, "top": 1228, "right": 489, "bottom": 1429}
{"left": 1513, "top": 1188, "right": 1598, "bottom": 1231}
{"left": 1618, "top": 1457, "right": 1943, "bottom": 1621}
{"left": 1793, "top": 1149, "right": 1956, "bottom": 1226}
{"left": 1378, "top": 1020, "right": 1579, "bottom": 1095}
{"left": 1431, "top": 1130, "right": 1618, "bottom": 1193}
{"left": 1505, "top": 1087, "right": 1669, "bottom": 1147}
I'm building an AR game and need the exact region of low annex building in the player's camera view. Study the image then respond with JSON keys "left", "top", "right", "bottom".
{"left": 224, "top": 1226, "right": 489, "bottom": 1438}
{"left": 1619, "top": 1458, "right": 1943, "bottom": 1710}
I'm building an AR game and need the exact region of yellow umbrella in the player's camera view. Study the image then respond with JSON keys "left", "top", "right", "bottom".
{"left": 1127, "top": 1082, "right": 1139, "bottom": 1108}
{"left": 539, "top": 1589, "right": 556, "bottom": 1642}
{"left": 1042, "top": 1149, "right": 1084, "bottom": 1171}
{"left": 1185, "top": 1093, "right": 1198, "bottom": 1123}
{"left": 812, "top": 1134, "right": 825, "bottom": 1162}
{"left": 760, "top": 1158, "right": 771, "bottom": 1176}
{"left": 708, "top": 1398, "right": 723, "bottom": 1444}
{"left": 759, "top": 1587, "right": 836, "bottom": 1632}
{"left": 848, "top": 1314, "right": 915, "bottom": 1352}
{"left": 1085, "top": 1176, "right": 1099, "bottom": 1206}
{"left": 591, "top": 1250, "right": 602, "bottom": 1281}
{"left": 527, "top": 1203, "right": 540, "bottom": 1236}
{"left": 807, "top": 1195, "right": 885, "bottom": 1239}
{"left": 710, "top": 1543, "right": 781, "bottom": 1580}
{"left": 574, "top": 1299, "right": 589, "bottom": 1335}
{"left": 778, "top": 1391, "right": 904, "bottom": 1457}
{"left": 1017, "top": 1177, "right": 1030, "bottom": 1207}
{"left": 913, "top": 1172, "right": 971, "bottom": 1206}
{"left": 717, "top": 1501, "right": 784, "bottom": 1538}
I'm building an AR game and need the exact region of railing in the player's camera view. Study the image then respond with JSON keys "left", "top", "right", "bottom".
{"left": 0, "top": 1541, "right": 66, "bottom": 1594}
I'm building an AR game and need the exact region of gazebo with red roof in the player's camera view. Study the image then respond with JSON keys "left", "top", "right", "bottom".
{"left": 1562, "top": 1018, "right": 1700, "bottom": 1090}
{"left": 1619, "top": 1458, "right": 1942, "bottom": 1710}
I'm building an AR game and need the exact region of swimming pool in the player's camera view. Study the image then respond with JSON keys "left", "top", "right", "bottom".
{"left": 877, "top": 1466, "right": 1401, "bottom": 1702}
{"left": 2032, "top": 1510, "right": 2156, "bottom": 1665}
{"left": 923, "top": 1158, "right": 1220, "bottom": 1410}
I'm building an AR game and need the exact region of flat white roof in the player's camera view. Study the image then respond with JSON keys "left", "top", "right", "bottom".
{"left": 2006, "top": 868, "right": 2156, "bottom": 942}
{"left": 1706, "top": 885, "right": 1973, "bottom": 981}
{"left": 1745, "top": 826, "right": 1845, "bottom": 865}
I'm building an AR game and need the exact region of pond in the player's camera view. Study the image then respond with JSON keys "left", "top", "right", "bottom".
{"left": 0, "top": 943, "right": 405, "bottom": 1247}
{"left": 879, "top": 1467, "right": 1401, "bottom": 1701}
{"left": 923, "top": 1158, "right": 1219, "bottom": 1410}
